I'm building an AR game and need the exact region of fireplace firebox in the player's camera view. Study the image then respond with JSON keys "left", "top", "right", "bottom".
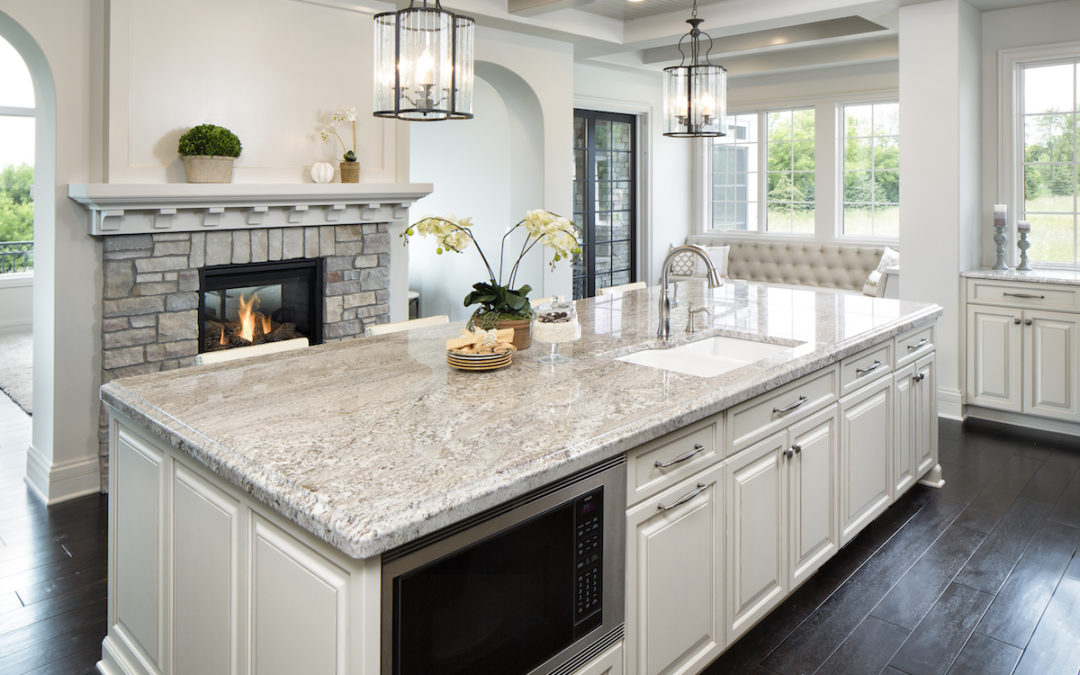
{"left": 198, "top": 259, "right": 323, "bottom": 354}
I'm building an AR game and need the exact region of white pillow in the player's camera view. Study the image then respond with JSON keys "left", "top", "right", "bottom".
{"left": 863, "top": 247, "right": 900, "bottom": 297}
{"left": 702, "top": 245, "right": 730, "bottom": 279}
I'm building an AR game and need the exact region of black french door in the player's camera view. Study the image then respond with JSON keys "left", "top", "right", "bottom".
{"left": 572, "top": 110, "right": 637, "bottom": 299}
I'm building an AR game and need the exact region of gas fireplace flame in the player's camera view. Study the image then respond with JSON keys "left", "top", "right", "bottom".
{"left": 237, "top": 292, "right": 260, "bottom": 343}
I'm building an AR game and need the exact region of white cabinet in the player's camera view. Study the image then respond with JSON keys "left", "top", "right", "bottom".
{"left": 788, "top": 408, "right": 840, "bottom": 588}
{"left": 625, "top": 465, "right": 724, "bottom": 675}
{"left": 966, "top": 304, "right": 1023, "bottom": 410}
{"left": 725, "top": 406, "right": 839, "bottom": 641}
{"left": 965, "top": 280, "right": 1080, "bottom": 423}
{"left": 893, "top": 364, "right": 916, "bottom": 497}
{"left": 725, "top": 431, "right": 786, "bottom": 641}
{"left": 575, "top": 641, "right": 624, "bottom": 675}
{"left": 913, "top": 354, "right": 937, "bottom": 477}
{"left": 839, "top": 375, "right": 892, "bottom": 545}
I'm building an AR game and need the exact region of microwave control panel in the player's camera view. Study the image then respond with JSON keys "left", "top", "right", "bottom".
{"left": 573, "top": 487, "right": 603, "bottom": 629}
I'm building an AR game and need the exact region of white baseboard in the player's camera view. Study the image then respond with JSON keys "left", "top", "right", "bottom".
{"left": 938, "top": 387, "right": 964, "bottom": 421}
{"left": 0, "top": 318, "right": 31, "bottom": 335}
{"left": 25, "top": 444, "right": 102, "bottom": 504}
{"left": 964, "top": 405, "right": 1080, "bottom": 438}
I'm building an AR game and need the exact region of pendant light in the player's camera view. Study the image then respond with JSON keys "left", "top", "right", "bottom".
{"left": 663, "top": 0, "right": 726, "bottom": 137}
{"left": 373, "top": 0, "right": 475, "bottom": 121}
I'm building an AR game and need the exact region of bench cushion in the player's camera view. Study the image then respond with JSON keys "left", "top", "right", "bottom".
{"left": 688, "top": 239, "right": 885, "bottom": 292}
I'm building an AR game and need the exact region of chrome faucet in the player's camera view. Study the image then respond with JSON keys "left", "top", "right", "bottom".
{"left": 658, "top": 244, "right": 722, "bottom": 339}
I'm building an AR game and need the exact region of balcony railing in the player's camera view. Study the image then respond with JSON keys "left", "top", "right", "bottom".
{"left": 0, "top": 241, "right": 33, "bottom": 274}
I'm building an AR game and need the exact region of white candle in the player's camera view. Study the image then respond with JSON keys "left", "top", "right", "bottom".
{"left": 1017, "top": 220, "right": 1031, "bottom": 233}
{"left": 993, "top": 204, "right": 1007, "bottom": 229}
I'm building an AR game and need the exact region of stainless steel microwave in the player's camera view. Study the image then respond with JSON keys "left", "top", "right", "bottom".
{"left": 381, "top": 455, "right": 626, "bottom": 675}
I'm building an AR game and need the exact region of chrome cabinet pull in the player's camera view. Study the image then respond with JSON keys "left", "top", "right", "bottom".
{"left": 793, "top": 444, "right": 802, "bottom": 454}
{"left": 1014, "top": 318, "right": 1022, "bottom": 325}
{"left": 655, "top": 443, "right": 706, "bottom": 469}
{"left": 772, "top": 395, "right": 808, "bottom": 415}
{"left": 1003, "top": 292, "right": 1045, "bottom": 299}
{"left": 783, "top": 448, "right": 794, "bottom": 460}
{"left": 1025, "top": 319, "right": 1033, "bottom": 326}
{"left": 856, "top": 360, "right": 884, "bottom": 376}
{"left": 913, "top": 373, "right": 925, "bottom": 383}
{"left": 906, "top": 338, "right": 929, "bottom": 351}
{"left": 658, "top": 483, "right": 708, "bottom": 511}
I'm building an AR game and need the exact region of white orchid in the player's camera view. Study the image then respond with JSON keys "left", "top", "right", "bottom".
{"left": 320, "top": 106, "right": 358, "bottom": 162}
{"left": 401, "top": 210, "right": 582, "bottom": 321}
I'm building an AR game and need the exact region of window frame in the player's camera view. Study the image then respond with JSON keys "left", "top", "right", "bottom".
{"left": 838, "top": 100, "right": 901, "bottom": 241}
{"left": 696, "top": 92, "right": 900, "bottom": 245}
{"left": 1000, "top": 42, "right": 1080, "bottom": 269}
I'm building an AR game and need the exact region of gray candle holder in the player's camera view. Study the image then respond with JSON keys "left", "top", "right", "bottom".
{"left": 993, "top": 223, "right": 1010, "bottom": 271}
{"left": 1017, "top": 226, "right": 1032, "bottom": 272}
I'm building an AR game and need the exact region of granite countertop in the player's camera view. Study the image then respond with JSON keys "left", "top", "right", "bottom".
{"left": 101, "top": 281, "right": 941, "bottom": 559}
{"left": 963, "top": 268, "right": 1080, "bottom": 286}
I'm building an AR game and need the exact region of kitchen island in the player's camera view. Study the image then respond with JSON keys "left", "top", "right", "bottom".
{"left": 98, "top": 281, "right": 942, "bottom": 675}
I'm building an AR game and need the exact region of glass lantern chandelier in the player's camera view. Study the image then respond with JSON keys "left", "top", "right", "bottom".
{"left": 373, "top": 0, "right": 475, "bottom": 121}
{"left": 663, "top": 0, "right": 726, "bottom": 137}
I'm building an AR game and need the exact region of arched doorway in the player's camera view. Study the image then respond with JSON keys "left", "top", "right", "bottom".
{"left": 406, "top": 63, "right": 545, "bottom": 322}
{"left": 0, "top": 10, "right": 59, "bottom": 499}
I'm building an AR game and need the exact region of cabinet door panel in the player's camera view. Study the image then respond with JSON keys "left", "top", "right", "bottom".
{"left": 114, "top": 427, "right": 166, "bottom": 670}
{"left": 840, "top": 378, "right": 892, "bottom": 545}
{"left": 726, "top": 432, "right": 786, "bottom": 640}
{"left": 788, "top": 406, "right": 839, "bottom": 588}
{"left": 914, "top": 354, "right": 938, "bottom": 477}
{"left": 1024, "top": 310, "right": 1080, "bottom": 421}
{"left": 626, "top": 465, "right": 724, "bottom": 675}
{"left": 251, "top": 516, "right": 348, "bottom": 675}
{"left": 893, "top": 365, "right": 916, "bottom": 496}
{"left": 173, "top": 465, "right": 240, "bottom": 675}
{"left": 966, "top": 306, "right": 1022, "bottom": 411}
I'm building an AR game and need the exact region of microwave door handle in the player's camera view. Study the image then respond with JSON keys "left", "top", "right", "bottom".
{"left": 657, "top": 482, "right": 708, "bottom": 511}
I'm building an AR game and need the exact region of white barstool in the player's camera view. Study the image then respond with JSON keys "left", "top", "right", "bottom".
{"left": 195, "top": 337, "right": 310, "bottom": 366}
{"left": 366, "top": 315, "right": 450, "bottom": 336}
{"left": 598, "top": 281, "right": 646, "bottom": 297}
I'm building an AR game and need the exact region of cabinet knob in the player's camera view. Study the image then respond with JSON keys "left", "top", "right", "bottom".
{"left": 1014, "top": 318, "right": 1022, "bottom": 325}
{"left": 783, "top": 448, "right": 794, "bottom": 460}
{"left": 792, "top": 444, "right": 802, "bottom": 454}
{"left": 1025, "top": 319, "right": 1033, "bottom": 326}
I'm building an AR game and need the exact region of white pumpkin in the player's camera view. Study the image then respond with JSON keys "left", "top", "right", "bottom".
{"left": 310, "top": 161, "right": 335, "bottom": 184}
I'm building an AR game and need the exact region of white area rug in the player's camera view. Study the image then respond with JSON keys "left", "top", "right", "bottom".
{"left": 0, "top": 331, "right": 32, "bottom": 415}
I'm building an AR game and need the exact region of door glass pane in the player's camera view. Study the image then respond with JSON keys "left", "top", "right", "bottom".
{"left": 613, "top": 122, "right": 630, "bottom": 150}
{"left": 595, "top": 120, "right": 611, "bottom": 150}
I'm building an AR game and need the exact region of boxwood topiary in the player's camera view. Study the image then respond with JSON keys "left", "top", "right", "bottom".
{"left": 177, "top": 124, "right": 242, "bottom": 158}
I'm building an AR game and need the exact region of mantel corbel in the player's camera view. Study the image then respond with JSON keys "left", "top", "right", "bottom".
{"left": 68, "top": 183, "right": 433, "bottom": 236}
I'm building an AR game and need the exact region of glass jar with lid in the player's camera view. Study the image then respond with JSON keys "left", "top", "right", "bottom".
{"left": 532, "top": 297, "right": 580, "bottom": 363}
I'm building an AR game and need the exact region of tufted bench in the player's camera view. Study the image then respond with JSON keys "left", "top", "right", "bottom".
{"left": 685, "top": 238, "right": 896, "bottom": 295}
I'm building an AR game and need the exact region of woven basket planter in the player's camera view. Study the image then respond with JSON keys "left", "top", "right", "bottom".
{"left": 183, "top": 156, "right": 236, "bottom": 183}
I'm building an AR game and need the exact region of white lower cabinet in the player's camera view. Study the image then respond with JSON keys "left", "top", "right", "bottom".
{"left": 625, "top": 465, "right": 724, "bottom": 675}
{"left": 839, "top": 375, "right": 892, "bottom": 545}
{"left": 725, "top": 405, "right": 839, "bottom": 641}
{"left": 892, "top": 364, "right": 917, "bottom": 498}
{"left": 914, "top": 354, "right": 937, "bottom": 477}
{"left": 575, "top": 641, "right": 624, "bottom": 675}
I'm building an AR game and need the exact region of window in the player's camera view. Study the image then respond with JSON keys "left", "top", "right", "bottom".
{"left": 841, "top": 102, "right": 899, "bottom": 238}
{"left": 1019, "top": 60, "right": 1079, "bottom": 265}
{"left": 0, "top": 35, "right": 35, "bottom": 274}
{"left": 711, "top": 107, "right": 814, "bottom": 234}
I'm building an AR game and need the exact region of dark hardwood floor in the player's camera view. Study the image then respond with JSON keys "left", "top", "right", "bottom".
{"left": 0, "top": 394, "right": 106, "bottom": 675}
{"left": 1, "top": 388, "right": 1078, "bottom": 675}
{"left": 704, "top": 418, "right": 1080, "bottom": 675}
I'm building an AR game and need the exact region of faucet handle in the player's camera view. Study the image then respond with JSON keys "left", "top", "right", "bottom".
{"left": 686, "top": 306, "right": 711, "bottom": 334}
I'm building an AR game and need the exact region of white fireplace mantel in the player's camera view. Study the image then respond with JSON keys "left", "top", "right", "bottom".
{"left": 68, "top": 183, "right": 433, "bottom": 236}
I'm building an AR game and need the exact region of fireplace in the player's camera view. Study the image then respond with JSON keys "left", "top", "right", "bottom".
{"left": 198, "top": 259, "right": 323, "bottom": 353}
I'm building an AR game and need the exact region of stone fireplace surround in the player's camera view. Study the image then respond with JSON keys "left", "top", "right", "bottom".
{"left": 70, "top": 183, "right": 432, "bottom": 486}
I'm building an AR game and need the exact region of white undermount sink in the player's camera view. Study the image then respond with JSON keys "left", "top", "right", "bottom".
{"left": 616, "top": 335, "right": 801, "bottom": 378}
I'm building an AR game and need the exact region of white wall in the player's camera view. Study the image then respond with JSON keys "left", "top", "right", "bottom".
{"left": 105, "top": 0, "right": 405, "bottom": 184}
{"left": 0, "top": 274, "right": 32, "bottom": 333}
{"left": 573, "top": 62, "right": 692, "bottom": 284}
{"left": 1, "top": 0, "right": 104, "bottom": 502}
{"left": 980, "top": 0, "right": 1080, "bottom": 266}
{"left": 899, "top": 0, "right": 982, "bottom": 419}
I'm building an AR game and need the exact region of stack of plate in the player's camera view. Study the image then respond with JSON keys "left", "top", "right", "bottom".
{"left": 447, "top": 349, "right": 513, "bottom": 371}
